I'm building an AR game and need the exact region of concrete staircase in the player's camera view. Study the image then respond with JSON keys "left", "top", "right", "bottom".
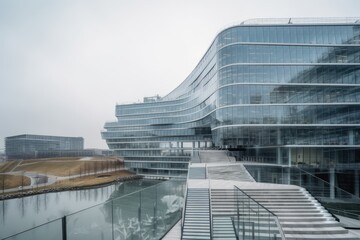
{"left": 181, "top": 156, "right": 359, "bottom": 240}
{"left": 182, "top": 188, "right": 211, "bottom": 240}
{"left": 199, "top": 150, "right": 235, "bottom": 163}
{"left": 207, "top": 164, "right": 255, "bottom": 182}
{"left": 212, "top": 216, "right": 237, "bottom": 240}
{"left": 211, "top": 188, "right": 282, "bottom": 239}
{"left": 211, "top": 187, "right": 359, "bottom": 239}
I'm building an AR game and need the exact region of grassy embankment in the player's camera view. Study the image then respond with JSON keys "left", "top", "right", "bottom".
{"left": 0, "top": 161, "right": 20, "bottom": 173}
{"left": 0, "top": 174, "right": 31, "bottom": 189}
{"left": 0, "top": 156, "right": 135, "bottom": 195}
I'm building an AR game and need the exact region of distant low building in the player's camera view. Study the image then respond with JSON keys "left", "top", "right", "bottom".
{"left": 5, "top": 134, "right": 84, "bottom": 159}
{"left": 35, "top": 148, "right": 114, "bottom": 158}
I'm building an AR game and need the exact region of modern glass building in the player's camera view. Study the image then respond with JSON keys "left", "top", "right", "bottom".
{"left": 5, "top": 134, "right": 84, "bottom": 159}
{"left": 102, "top": 18, "right": 360, "bottom": 192}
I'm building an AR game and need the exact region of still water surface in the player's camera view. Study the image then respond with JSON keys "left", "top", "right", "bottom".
{"left": 0, "top": 179, "right": 160, "bottom": 239}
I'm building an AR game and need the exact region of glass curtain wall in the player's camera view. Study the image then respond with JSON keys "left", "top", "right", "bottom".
{"left": 102, "top": 20, "right": 360, "bottom": 189}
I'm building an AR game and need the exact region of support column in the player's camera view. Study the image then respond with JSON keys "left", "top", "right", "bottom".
{"left": 277, "top": 148, "right": 281, "bottom": 165}
{"left": 277, "top": 128, "right": 281, "bottom": 164}
{"left": 330, "top": 167, "right": 335, "bottom": 199}
{"left": 285, "top": 167, "right": 290, "bottom": 185}
{"left": 191, "top": 142, "right": 195, "bottom": 156}
{"left": 288, "top": 148, "right": 292, "bottom": 167}
{"left": 349, "top": 130, "right": 354, "bottom": 145}
{"left": 355, "top": 170, "right": 359, "bottom": 198}
{"left": 169, "top": 142, "right": 172, "bottom": 156}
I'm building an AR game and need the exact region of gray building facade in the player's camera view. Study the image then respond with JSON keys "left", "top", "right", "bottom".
{"left": 5, "top": 134, "right": 84, "bottom": 159}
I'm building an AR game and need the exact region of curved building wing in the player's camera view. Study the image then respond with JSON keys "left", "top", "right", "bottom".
{"left": 102, "top": 18, "right": 360, "bottom": 180}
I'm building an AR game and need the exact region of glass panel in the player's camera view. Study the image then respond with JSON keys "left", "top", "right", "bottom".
{"left": 67, "top": 203, "right": 112, "bottom": 240}
{"left": 113, "top": 191, "right": 141, "bottom": 240}
{"left": 5, "top": 219, "right": 62, "bottom": 240}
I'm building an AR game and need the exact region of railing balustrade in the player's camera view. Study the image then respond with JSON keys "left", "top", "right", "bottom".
{"left": 244, "top": 164, "right": 360, "bottom": 221}
{"left": 3, "top": 180, "right": 185, "bottom": 240}
{"left": 232, "top": 186, "right": 285, "bottom": 240}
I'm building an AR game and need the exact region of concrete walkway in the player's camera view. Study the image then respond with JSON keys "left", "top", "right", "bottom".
{"left": 162, "top": 220, "right": 182, "bottom": 240}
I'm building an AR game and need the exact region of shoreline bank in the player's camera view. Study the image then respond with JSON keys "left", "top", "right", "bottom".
{"left": 0, "top": 174, "right": 143, "bottom": 200}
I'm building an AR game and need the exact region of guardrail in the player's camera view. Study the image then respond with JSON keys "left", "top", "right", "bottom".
{"left": 244, "top": 164, "right": 360, "bottom": 222}
{"left": 233, "top": 186, "right": 286, "bottom": 240}
{"left": 2, "top": 180, "right": 186, "bottom": 240}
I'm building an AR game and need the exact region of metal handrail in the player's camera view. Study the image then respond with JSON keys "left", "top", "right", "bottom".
{"left": 234, "top": 186, "right": 276, "bottom": 216}
{"left": 295, "top": 166, "right": 360, "bottom": 200}
{"left": 234, "top": 186, "right": 286, "bottom": 240}
{"left": 180, "top": 187, "right": 188, "bottom": 240}
{"left": 327, "top": 207, "right": 360, "bottom": 220}
{"left": 181, "top": 166, "right": 191, "bottom": 239}
{"left": 206, "top": 166, "right": 213, "bottom": 240}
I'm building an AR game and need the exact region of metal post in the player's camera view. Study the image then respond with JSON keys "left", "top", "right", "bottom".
{"left": 242, "top": 221, "right": 245, "bottom": 239}
{"left": 236, "top": 190, "right": 239, "bottom": 236}
{"left": 62, "top": 216, "right": 67, "bottom": 240}
{"left": 252, "top": 222, "right": 254, "bottom": 240}
{"left": 138, "top": 191, "right": 142, "bottom": 238}
{"left": 111, "top": 200, "right": 114, "bottom": 240}
{"left": 247, "top": 197, "right": 250, "bottom": 238}
{"left": 257, "top": 204, "right": 260, "bottom": 238}
{"left": 153, "top": 203, "right": 157, "bottom": 237}
{"left": 268, "top": 213, "right": 270, "bottom": 239}
{"left": 355, "top": 170, "right": 359, "bottom": 197}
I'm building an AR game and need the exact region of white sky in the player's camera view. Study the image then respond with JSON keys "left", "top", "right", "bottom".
{"left": 0, "top": 0, "right": 359, "bottom": 150}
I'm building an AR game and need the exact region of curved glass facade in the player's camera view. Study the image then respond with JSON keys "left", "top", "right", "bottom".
{"left": 102, "top": 19, "right": 360, "bottom": 181}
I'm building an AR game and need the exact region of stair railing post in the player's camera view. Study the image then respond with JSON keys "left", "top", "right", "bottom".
{"left": 268, "top": 213, "right": 270, "bottom": 239}
{"left": 242, "top": 221, "right": 245, "bottom": 240}
{"left": 236, "top": 189, "right": 239, "bottom": 236}
{"left": 138, "top": 191, "right": 142, "bottom": 239}
{"left": 251, "top": 222, "right": 254, "bottom": 240}
{"left": 153, "top": 184, "right": 158, "bottom": 237}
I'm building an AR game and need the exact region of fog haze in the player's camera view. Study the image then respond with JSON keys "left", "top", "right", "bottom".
{"left": 1, "top": 0, "right": 359, "bottom": 149}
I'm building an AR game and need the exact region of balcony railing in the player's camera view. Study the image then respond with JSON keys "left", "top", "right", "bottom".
{"left": 3, "top": 180, "right": 186, "bottom": 240}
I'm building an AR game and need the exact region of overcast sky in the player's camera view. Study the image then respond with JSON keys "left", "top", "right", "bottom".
{"left": 0, "top": 0, "right": 359, "bottom": 150}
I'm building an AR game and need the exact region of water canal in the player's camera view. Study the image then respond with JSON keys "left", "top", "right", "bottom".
{"left": 0, "top": 179, "right": 168, "bottom": 239}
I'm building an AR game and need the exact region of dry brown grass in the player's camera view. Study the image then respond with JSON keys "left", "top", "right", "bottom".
{"left": 0, "top": 161, "right": 20, "bottom": 173}
{"left": 52, "top": 170, "right": 134, "bottom": 188}
{"left": 0, "top": 170, "right": 135, "bottom": 197}
{"left": 13, "top": 158, "right": 123, "bottom": 176}
{"left": 0, "top": 174, "right": 31, "bottom": 189}
{"left": 23, "top": 157, "right": 81, "bottom": 164}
